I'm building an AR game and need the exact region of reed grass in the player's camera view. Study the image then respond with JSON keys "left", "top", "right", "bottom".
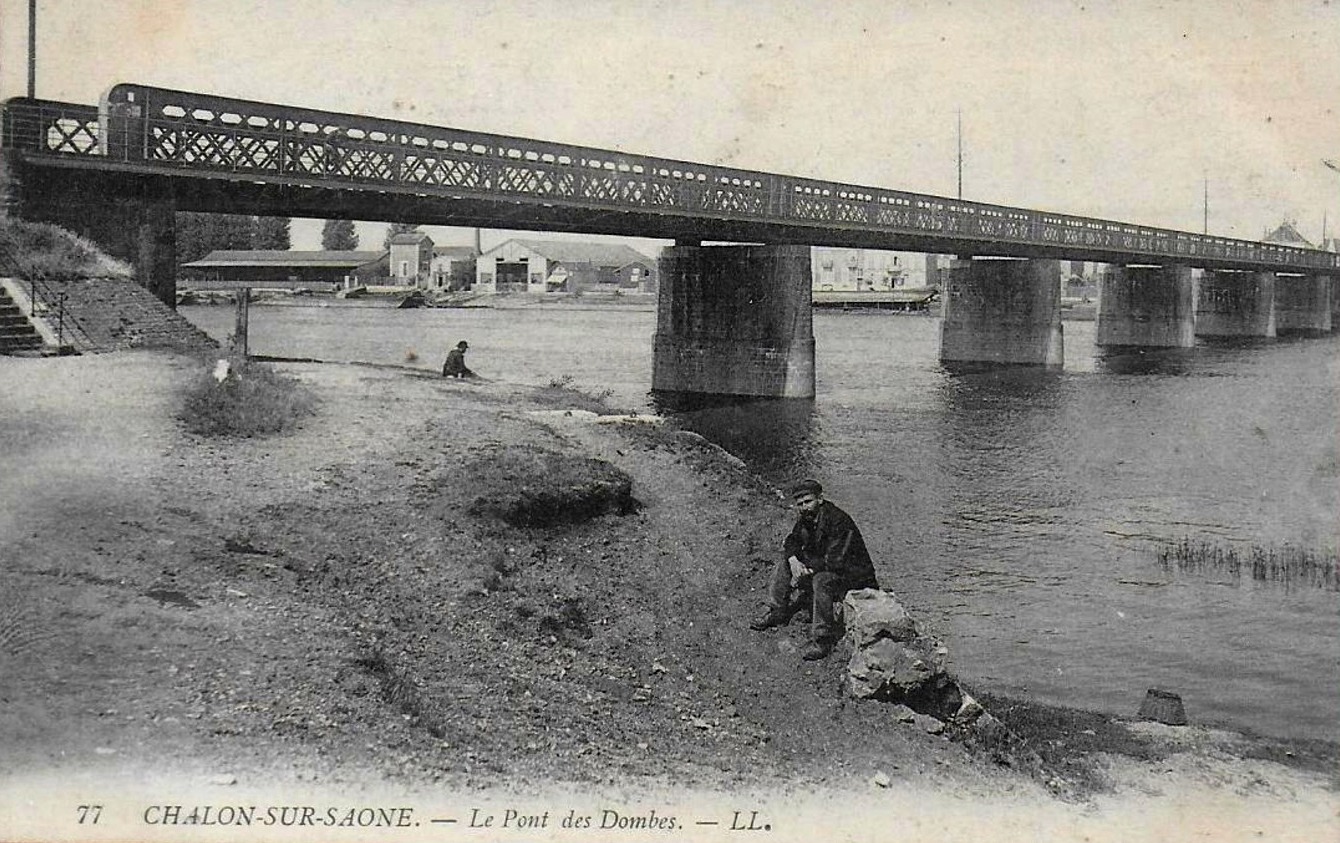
{"left": 1156, "top": 538, "right": 1339, "bottom": 591}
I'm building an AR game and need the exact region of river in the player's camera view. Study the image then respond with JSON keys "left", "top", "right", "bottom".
{"left": 182, "top": 301, "right": 1340, "bottom": 741}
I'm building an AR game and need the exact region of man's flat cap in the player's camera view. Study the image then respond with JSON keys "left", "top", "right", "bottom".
{"left": 790, "top": 478, "right": 823, "bottom": 498}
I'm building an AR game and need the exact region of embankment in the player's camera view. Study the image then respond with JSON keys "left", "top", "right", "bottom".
{"left": 0, "top": 350, "right": 1335, "bottom": 843}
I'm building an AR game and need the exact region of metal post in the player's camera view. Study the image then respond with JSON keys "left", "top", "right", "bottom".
{"left": 233, "top": 287, "right": 250, "bottom": 357}
{"left": 27, "top": 0, "right": 37, "bottom": 98}
{"left": 956, "top": 108, "right": 963, "bottom": 200}
{"left": 1203, "top": 171, "right": 1208, "bottom": 235}
{"left": 1325, "top": 161, "right": 1340, "bottom": 248}
{"left": 56, "top": 290, "right": 66, "bottom": 347}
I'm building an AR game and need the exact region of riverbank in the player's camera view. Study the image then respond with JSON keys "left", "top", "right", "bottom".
{"left": 1, "top": 350, "right": 1336, "bottom": 843}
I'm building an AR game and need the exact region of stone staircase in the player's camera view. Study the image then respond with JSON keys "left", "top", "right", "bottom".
{"left": 0, "top": 286, "right": 44, "bottom": 353}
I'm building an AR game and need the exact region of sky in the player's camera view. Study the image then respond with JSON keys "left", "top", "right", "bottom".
{"left": 1, "top": 0, "right": 1337, "bottom": 253}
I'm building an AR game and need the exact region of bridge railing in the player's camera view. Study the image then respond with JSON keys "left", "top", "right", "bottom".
{"left": 5, "top": 84, "right": 1337, "bottom": 273}
{"left": 98, "top": 83, "right": 789, "bottom": 221}
{"left": 103, "top": 84, "right": 1339, "bottom": 272}
{"left": 1, "top": 98, "right": 101, "bottom": 157}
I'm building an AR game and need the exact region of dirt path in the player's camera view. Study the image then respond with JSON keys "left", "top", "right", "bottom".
{"left": 0, "top": 351, "right": 1335, "bottom": 843}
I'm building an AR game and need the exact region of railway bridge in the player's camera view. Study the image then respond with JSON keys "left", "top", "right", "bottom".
{"left": 2, "top": 84, "right": 1335, "bottom": 396}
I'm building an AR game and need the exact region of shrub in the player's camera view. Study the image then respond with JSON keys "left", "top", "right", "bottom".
{"left": 178, "top": 355, "right": 317, "bottom": 437}
{"left": 531, "top": 375, "right": 623, "bottom": 414}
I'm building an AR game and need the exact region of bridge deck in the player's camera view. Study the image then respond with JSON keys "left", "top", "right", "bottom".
{"left": 2, "top": 84, "right": 1335, "bottom": 273}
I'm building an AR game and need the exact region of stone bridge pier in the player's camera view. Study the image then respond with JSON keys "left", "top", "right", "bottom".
{"left": 1274, "top": 274, "right": 1333, "bottom": 335}
{"left": 652, "top": 243, "right": 815, "bottom": 398}
{"left": 1096, "top": 264, "right": 1195, "bottom": 347}
{"left": 1195, "top": 270, "right": 1276, "bottom": 338}
{"left": 938, "top": 257, "right": 1063, "bottom": 366}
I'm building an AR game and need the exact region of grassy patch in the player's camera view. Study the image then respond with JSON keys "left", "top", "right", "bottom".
{"left": 528, "top": 374, "right": 621, "bottom": 414}
{"left": 1156, "top": 538, "right": 1339, "bottom": 590}
{"left": 0, "top": 219, "right": 132, "bottom": 280}
{"left": 178, "top": 355, "right": 317, "bottom": 437}
{"left": 968, "top": 693, "right": 1172, "bottom": 797}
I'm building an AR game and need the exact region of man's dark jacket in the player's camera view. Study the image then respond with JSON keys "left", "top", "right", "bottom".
{"left": 784, "top": 500, "right": 878, "bottom": 589}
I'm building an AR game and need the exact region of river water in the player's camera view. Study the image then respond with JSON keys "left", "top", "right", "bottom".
{"left": 182, "top": 302, "right": 1340, "bottom": 741}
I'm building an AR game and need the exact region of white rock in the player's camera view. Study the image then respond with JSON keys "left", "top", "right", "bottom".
{"left": 842, "top": 588, "right": 920, "bottom": 647}
{"left": 955, "top": 693, "right": 985, "bottom": 724}
{"left": 889, "top": 704, "right": 917, "bottom": 723}
{"left": 913, "top": 714, "right": 945, "bottom": 735}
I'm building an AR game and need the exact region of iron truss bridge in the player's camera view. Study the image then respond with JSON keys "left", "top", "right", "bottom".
{"left": 2, "top": 83, "right": 1335, "bottom": 273}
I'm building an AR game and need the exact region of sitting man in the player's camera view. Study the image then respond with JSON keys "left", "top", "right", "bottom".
{"left": 442, "top": 340, "right": 476, "bottom": 378}
{"left": 751, "top": 479, "right": 879, "bottom": 660}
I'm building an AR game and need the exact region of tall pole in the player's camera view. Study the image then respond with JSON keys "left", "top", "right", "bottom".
{"left": 27, "top": 0, "right": 37, "bottom": 97}
{"left": 956, "top": 108, "right": 963, "bottom": 200}
{"left": 1202, "top": 170, "right": 1208, "bottom": 235}
{"left": 1325, "top": 160, "right": 1340, "bottom": 249}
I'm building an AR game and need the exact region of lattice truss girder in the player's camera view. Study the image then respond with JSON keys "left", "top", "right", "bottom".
{"left": 403, "top": 155, "right": 489, "bottom": 189}
{"left": 793, "top": 197, "right": 834, "bottom": 221}
{"left": 703, "top": 187, "right": 765, "bottom": 215}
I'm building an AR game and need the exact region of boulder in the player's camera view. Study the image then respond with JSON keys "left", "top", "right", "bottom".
{"left": 842, "top": 587, "right": 921, "bottom": 646}
{"left": 841, "top": 589, "right": 965, "bottom": 721}
{"left": 846, "top": 635, "right": 948, "bottom": 701}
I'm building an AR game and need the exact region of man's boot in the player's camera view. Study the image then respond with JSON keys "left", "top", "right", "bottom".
{"left": 801, "top": 637, "right": 835, "bottom": 661}
{"left": 749, "top": 609, "right": 789, "bottom": 631}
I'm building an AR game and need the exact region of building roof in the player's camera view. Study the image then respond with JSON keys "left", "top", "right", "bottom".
{"left": 486, "top": 238, "right": 652, "bottom": 268}
{"left": 389, "top": 232, "right": 433, "bottom": 245}
{"left": 182, "top": 250, "right": 384, "bottom": 268}
{"left": 433, "top": 246, "right": 480, "bottom": 259}
{"left": 1261, "top": 221, "right": 1314, "bottom": 248}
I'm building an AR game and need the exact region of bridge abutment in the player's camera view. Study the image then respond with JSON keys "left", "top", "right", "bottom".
{"left": 1095, "top": 264, "right": 1195, "bottom": 347}
{"left": 1274, "top": 274, "right": 1332, "bottom": 335}
{"left": 1195, "top": 270, "right": 1275, "bottom": 338}
{"left": 938, "top": 257, "right": 1064, "bottom": 366}
{"left": 2, "top": 156, "right": 178, "bottom": 307}
{"left": 652, "top": 244, "right": 815, "bottom": 398}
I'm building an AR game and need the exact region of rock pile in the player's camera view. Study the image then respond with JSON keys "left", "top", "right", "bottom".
{"left": 842, "top": 588, "right": 989, "bottom": 731}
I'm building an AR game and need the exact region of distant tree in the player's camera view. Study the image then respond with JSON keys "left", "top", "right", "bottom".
{"left": 175, "top": 213, "right": 215, "bottom": 265}
{"left": 175, "top": 212, "right": 259, "bottom": 266}
{"left": 321, "top": 219, "right": 359, "bottom": 251}
{"left": 383, "top": 222, "right": 421, "bottom": 250}
{"left": 254, "top": 217, "right": 291, "bottom": 250}
{"left": 218, "top": 215, "right": 258, "bottom": 250}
